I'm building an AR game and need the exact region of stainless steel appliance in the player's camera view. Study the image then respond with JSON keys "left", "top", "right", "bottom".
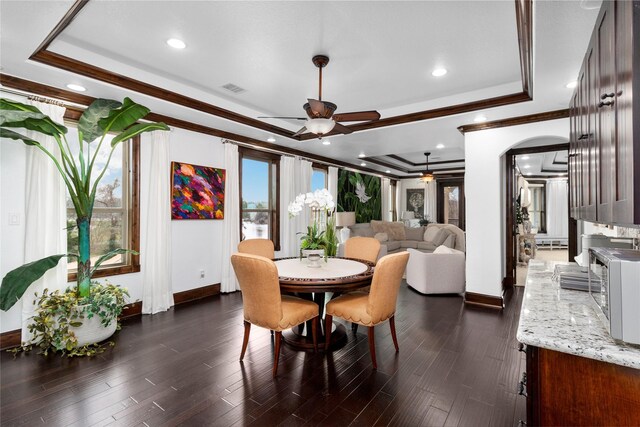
{"left": 588, "top": 248, "right": 640, "bottom": 345}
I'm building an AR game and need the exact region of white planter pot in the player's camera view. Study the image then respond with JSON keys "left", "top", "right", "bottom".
{"left": 69, "top": 305, "right": 118, "bottom": 347}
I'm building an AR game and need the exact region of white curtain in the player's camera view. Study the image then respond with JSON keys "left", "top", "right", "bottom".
{"left": 279, "top": 157, "right": 312, "bottom": 257}
{"left": 546, "top": 179, "right": 568, "bottom": 237}
{"left": 328, "top": 166, "right": 339, "bottom": 202}
{"left": 141, "top": 131, "right": 173, "bottom": 314}
{"left": 22, "top": 101, "right": 67, "bottom": 343}
{"left": 381, "top": 177, "right": 391, "bottom": 221}
{"left": 425, "top": 182, "right": 437, "bottom": 222}
{"left": 221, "top": 143, "right": 241, "bottom": 292}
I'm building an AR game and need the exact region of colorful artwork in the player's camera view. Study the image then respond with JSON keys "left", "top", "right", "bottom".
{"left": 171, "top": 162, "right": 225, "bottom": 220}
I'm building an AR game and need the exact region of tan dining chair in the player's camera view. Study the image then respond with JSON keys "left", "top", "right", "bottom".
{"left": 237, "top": 238, "right": 275, "bottom": 259}
{"left": 344, "top": 237, "right": 381, "bottom": 264}
{"left": 230, "top": 253, "right": 319, "bottom": 377}
{"left": 324, "top": 251, "right": 410, "bottom": 369}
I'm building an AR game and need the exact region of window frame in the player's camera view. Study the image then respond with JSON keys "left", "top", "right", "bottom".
{"left": 65, "top": 119, "right": 140, "bottom": 281}
{"left": 239, "top": 147, "right": 280, "bottom": 251}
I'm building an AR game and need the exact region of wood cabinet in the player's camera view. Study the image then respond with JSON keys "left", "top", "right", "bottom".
{"left": 523, "top": 345, "right": 640, "bottom": 426}
{"left": 569, "top": 0, "right": 640, "bottom": 226}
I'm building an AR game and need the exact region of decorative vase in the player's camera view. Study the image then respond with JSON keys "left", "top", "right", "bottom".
{"left": 69, "top": 304, "right": 118, "bottom": 347}
{"left": 301, "top": 249, "right": 325, "bottom": 266}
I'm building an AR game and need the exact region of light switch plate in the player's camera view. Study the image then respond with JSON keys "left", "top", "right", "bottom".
{"left": 8, "top": 212, "right": 20, "bottom": 226}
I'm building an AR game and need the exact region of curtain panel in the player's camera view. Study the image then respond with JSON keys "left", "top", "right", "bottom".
{"left": 221, "top": 143, "right": 241, "bottom": 292}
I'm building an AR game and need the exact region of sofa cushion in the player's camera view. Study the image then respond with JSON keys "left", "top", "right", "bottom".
{"left": 423, "top": 225, "right": 440, "bottom": 242}
{"left": 432, "top": 228, "right": 452, "bottom": 246}
{"left": 386, "top": 222, "right": 406, "bottom": 240}
{"left": 370, "top": 220, "right": 386, "bottom": 234}
{"left": 442, "top": 233, "right": 456, "bottom": 248}
{"left": 385, "top": 240, "right": 401, "bottom": 251}
{"left": 404, "top": 226, "right": 424, "bottom": 241}
{"left": 374, "top": 232, "right": 389, "bottom": 242}
{"left": 351, "top": 226, "right": 375, "bottom": 238}
{"left": 417, "top": 241, "right": 437, "bottom": 251}
{"left": 399, "top": 240, "right": 418, "bottom": 249}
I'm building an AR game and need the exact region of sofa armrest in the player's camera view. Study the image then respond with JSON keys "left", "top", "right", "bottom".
{"left": 406, "top": 248, "right": 465, "bottom": 294}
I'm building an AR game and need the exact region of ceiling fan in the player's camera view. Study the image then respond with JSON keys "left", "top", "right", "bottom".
{"left": 419, "top": 152, "right": 435, "bottom": 183}
{"left": 258, "top": 55, "right": 381, "bottom": 138}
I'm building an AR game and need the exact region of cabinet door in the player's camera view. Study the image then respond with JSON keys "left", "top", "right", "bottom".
{"left": 612, "top": 0, "right": 636, "bottom": 224}
{"left": 595, "top": 1, "right": 615, "bottom": 223}
{"left": 569, "top": 94, "right": 581, "bottom": 218}
{"left": 579, "top": 48, "right": 598, "bottom": 221}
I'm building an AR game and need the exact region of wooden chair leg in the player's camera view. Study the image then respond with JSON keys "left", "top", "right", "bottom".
{"left": 351, "top": 323, "right": 359, "bottom": 334}
{"left": 324, "top": 314, "right": 333, "bottom": 351}
{"left": 240, "top": 321, "right": 251, "bottom": 361}
{"left": 312, "top": 317, "right": 318, "bottom": 353}
{"left": 368, "top": 326, "right": 377, "bottom": 369}
{"left": 273, "top": 331, "right": 282, "bottom": 377}
{"left": 389, "top": 315, "right": 399, "bottom": 353}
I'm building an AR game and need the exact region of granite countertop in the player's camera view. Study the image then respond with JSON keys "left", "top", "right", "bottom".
{"left": 516, "top": 260, "right": 640, "bottom": 370}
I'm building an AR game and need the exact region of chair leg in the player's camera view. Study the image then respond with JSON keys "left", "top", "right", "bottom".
{"left": 240, "top": 321, "right": 251, "bottom": 361}
{"left": 389, "top": 315, "right": 399, "bottom": 353}
{"left": 273, "top": 331, "right": 282, "bottom": 377}
{"left": 324, "top": 314, "right": 333, "bottom": 351}
{"left": 312, "top": 317, "right": 318, "bottom": 353}
{"left": 351, "top": 323, "right": 359, "bottom": 334}
{"left": 368, "top": 326, "right": 377, "bottom": 370}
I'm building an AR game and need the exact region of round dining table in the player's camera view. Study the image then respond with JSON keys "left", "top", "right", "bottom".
{"left": 274, "top": 256, "right": 375, "bottom": 351}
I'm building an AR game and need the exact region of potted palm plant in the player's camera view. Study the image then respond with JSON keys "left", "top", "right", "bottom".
{"left": 0, "top": 97, "right": 169, "bottom": 355}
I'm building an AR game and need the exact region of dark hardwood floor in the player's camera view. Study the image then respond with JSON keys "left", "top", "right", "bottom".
{"left": 0, "top": 284, "right": 526, "bottom": 426}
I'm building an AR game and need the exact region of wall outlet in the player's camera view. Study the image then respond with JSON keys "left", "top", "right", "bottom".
{"left": 199, "top": 269, "right": 205, "bottom": 278}
{"left": 8, "top": 212, "right": 20, "bottom": 226}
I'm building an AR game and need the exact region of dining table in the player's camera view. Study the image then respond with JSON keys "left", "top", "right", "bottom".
{"left": 274, "top": 256, "right": 375, "bottom": 351}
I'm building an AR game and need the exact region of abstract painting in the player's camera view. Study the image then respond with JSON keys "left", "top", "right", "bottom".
{"left": 171, "top": 161, "right": 225, "bottom": 219}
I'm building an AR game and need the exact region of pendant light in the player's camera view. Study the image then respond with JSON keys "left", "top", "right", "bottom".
{"left": 419, "top": 152, "right": 435, "bottom": 183}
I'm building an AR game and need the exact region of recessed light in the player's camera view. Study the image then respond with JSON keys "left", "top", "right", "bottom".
{"left": 358, "top": 153, "right": 365, "bottom": 158}
{"left": 66, "top": 84, "right": 86, "bottom": 92}
{"left": 524, "top": 165, "right": 531, "bottom": 169}
{"left": 322, "top": 140, "right": 331, "bottom": 145}
{"left": 436, "top": 143, "right": 445, "bottom": 149}
{"left": 565, "top": 81, "right": 578, "bottom": 89}
{"left": 360, "top": 162, "right": 367, "bottom": 167}
{"left": 266, "top": 137, "right": 276, "bottom": 143}
{"left": 474, "top": 115, "right": 487, "bottom": 123}
{"left": 432, "top": 68, "right": 448, "bottom": 77}
{"left": 526, "top": 172, "right": 532, "bottom": 176}
{"left": 521, "top": 155, "right": 530, "bottom": 160}
{"left": 385, "top": 170, "right": 391, "bottom": 173}
{"left": 166, "top": 38, "right": 186, "bottom": 49}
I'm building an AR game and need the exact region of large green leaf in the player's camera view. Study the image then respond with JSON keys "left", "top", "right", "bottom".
{"left": 78, "top": 99, "right": 122, "bottom": 142}
{"left": 0, "top": 98, "right": 41, "bottom": 112}
{"left": 0, "top": 110, "right": 45, "bottom": 125}
{"left": 1, "top": 99, "right": 67, "bottom": 136}
{"left": 0, "top": 255, "right": 66, "bottom": 311}
{"left": 98, "top": 97, "right": 150, "bottom": 133}
{"left": 0, "top": 128, "right": 41, "bottom": 146}
{"left": 111, "top": 122, "right": 169, "bottom": 147}
{"left": 90, "top": 248, "right": 138, "bottom": 276}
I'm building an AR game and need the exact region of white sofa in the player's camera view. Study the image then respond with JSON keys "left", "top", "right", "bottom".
{"left": 405, "top": 248, "right": 466, "bottom": 294}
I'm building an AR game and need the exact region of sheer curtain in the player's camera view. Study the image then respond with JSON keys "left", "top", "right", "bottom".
{"left": 546, "top": 178, "right": 568, "bottom": 237}
{"left": 221, "top": 143, "right": 241, "bottom": 292}
{"left": 280, "top": 157, "right": 312, "bottom": 257}
{"left": 425, "top": 182, "right": 437, "bottom": 222}
{"left": 328, "top": 166, "right": 339, "bottom": 201}
{"left": 22, "top": 101, "right": 67, "bottom": 343}
{"left": 141, "top": 131, "right": 173, "bottom": 314}
{"left": 381, "top": 177, "right": 391, "bottom": 221}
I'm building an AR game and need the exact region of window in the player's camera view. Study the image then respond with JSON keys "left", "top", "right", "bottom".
{"left": 528, "top": 184, "right": 546, "bottom": 233}
{"left": 65, "top": 123, "right": 140, "bottom": 280}
{"left": 311, "top": 167, "right": 327, "bottom": 191}
{"left": 240, "top": 148, "right": 280, "bottom": 250}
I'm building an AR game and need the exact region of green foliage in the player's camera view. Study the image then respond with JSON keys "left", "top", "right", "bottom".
{"left": 299, "top": 222, "right": 326, "bottom": 251}
{"left": 337, "top": 170, "right": 381, "bottom": 223}
{"left": 324, "top": 215, "right": 339, "bottom": 257}
{"left": 10, "top": 282, "right": 129, "bottom": 357}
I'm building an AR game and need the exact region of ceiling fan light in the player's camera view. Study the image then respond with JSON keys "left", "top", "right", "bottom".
{"left": 420, "top": 173, "right": 434, "bottom": 183}
{"left": 305, "top": 118, "right": 335, "bottom": 135}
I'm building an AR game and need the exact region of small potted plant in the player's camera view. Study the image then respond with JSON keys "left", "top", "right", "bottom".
{"left": 288, "top": 189, "right": 337, "bottom": 261}
{"left": 0, "top": 97, "right": 168, "bottom": 356}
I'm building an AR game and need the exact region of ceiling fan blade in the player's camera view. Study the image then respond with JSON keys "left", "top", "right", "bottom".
{"left": 307, "top": 98, "right": 327, "bottom": 117}
{"left": 333, "top": 110, "right": 381, "bottom": 122}
{"left": 332, "top": 122, "right": 354, "bottom": 135}
{"left": 292, "top": 126, "right": 307, "bottom": 137}
{"left": 258, "top": 116, "right": 307, "bottom": 120}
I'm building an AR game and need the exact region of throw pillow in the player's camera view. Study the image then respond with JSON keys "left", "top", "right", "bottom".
{"left": 432, "top": 228, "right": 452, "bottom": 246}
{"left": 441, "top": 233, "right": 456, "bottom": 248}
{"left": 374, "top": 232, "right": 389, "bottom": 242}
{"left": 386, "top": 222, "right": 406, "bottom": 241}
{"left": 433, "top": 245, "right": 455, "bottom": 254}
{"left": 370, "top": 220, "right": 386, "bottom": 234}
{"left": 423, "top": 225, "right": 440, "bottom": 242}
{"left": 404, "top": 226, "right": 424, "bottom": 241}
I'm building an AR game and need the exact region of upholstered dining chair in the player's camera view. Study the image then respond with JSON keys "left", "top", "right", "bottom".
{"left": 237, "top": 238, "right": 275, "bottom": 259}
{"left": 230, "top": 253, "right": 319, "bottom": 377}
{"left": 344, "top": 237, "right": 381, "bottom": 264}
{"left": 324, "top": 251, "right": 410, "bottom": 369}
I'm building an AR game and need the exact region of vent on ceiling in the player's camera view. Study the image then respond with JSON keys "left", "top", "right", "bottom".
{"left": 221, "top": 83, "right": 246, "bottom": 94}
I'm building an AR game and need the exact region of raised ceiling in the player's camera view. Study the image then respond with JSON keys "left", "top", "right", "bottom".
{"left": 0, "top": 1, "right": 600, "bottom": 176}
{"left": 516, "top": 150, "right": 568, "bottom": 177}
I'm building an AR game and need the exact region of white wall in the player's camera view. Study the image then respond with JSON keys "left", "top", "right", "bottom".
{"left": 464, "top": 119, "right": 569, "bottom": 297}
{"left": 1, "top": 103, "right": 229, "bottom": 332}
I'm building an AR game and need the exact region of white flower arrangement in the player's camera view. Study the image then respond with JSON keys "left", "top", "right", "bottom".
{"left": 288, "top": 188, "right": 336, "bottom": 217}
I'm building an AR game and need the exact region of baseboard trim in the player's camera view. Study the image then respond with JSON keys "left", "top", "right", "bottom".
{"left": 0, "top": 283, "right": 221, "bottom": 350}
{"left": 464, "top": 291, "right": 504, "bottom": 309}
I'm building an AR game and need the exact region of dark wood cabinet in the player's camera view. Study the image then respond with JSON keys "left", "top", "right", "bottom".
{"left": 569, "top": 0, "right": 640, "bottom": 226}
{"left": 523, "top": 345, "right": 640, "bottom": 426}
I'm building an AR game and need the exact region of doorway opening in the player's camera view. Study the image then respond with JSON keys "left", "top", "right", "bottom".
{"left": 437, "top": 178, "right": 465, "bottom": 230}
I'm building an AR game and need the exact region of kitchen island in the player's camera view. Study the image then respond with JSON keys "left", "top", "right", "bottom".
{"left": 517, "top": 260, "right": 640, "bottom": 426}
